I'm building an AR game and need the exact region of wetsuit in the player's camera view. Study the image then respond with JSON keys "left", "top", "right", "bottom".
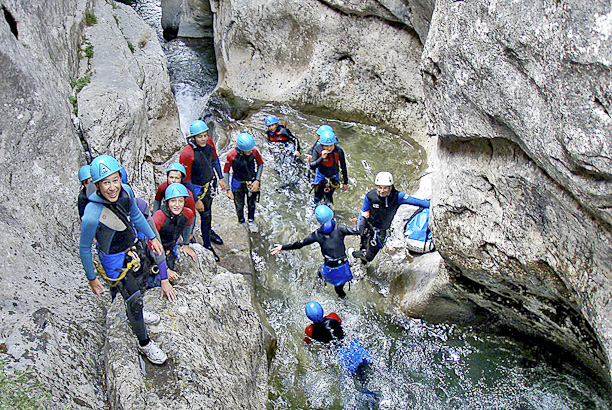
{"left": 153, "top": 181, "right": 196, "bottom": 241}
{"left": 304, "top": 312, "right": 344, "bottom": 344}
{"left": 358, "top": 188, "right": 431, "bottom": 262}
{"left": 223, "top": 148, "right": 264, "bottom": 223}
{"left": 309, "top": 145, "right": 348, "bottom": 204}
{"left": 80, "top": 184, "right": 156, "bottom": 344}
{"left": 152, "top": 205, "right": 194, "bottom": 270}
{"left": 280, "top": 220, "right": 358, "bottom": 297}
{"left": 180, "top": 136, "right": 224, "bottom": 248}
{"left": 78, "top": 187, "right": 88, "bottom": 219}
{"left": 267, "top": 124, "right": 301, "bottom": 153}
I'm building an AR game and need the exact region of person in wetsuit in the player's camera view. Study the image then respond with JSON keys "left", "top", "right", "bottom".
{"left": 309, "top": 130, "right": 348, "bottom": 205}
{"left": 152, "top": 183, "right": 197, "bottom": 281}
{"left": 79, "top": 155, "right": 167, "bottom": 364}
{"left": 224, "top": 133, "right": 264, "bottom": 224}
{"left": 270, "top": 205, "right": 358, "bottom": 298}
{"left": 77, "top": 165, "right": 92, "bottom": 219}
{"left": 303, "top": 301, "right": 344, "bottom": 344}
{"left": 265, "top": 114, "right": 301, "bottom": 157}
{"left": 304, "top": 124, "right": 337, "bottom": 163}
{"left": 353, "top": 171, "right": 431, "bottom": 264}
{"left": 180, "top": 120, "right": 227, "bottom": 261}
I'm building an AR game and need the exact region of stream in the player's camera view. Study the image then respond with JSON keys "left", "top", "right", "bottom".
{"left": 130, "top": 1, "right": 611, "bottom": 408}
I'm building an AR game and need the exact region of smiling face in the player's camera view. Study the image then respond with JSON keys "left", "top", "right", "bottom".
{"left": 376, "top": 185, "right": 392, "bottom": 197}
{"left": 167, "top": 170, "right": 183, "bottom": 185}
{"left": 96, "top": 172, "right": 122, "bottom": 202}
{"left": 193, "top": 131, "right": 209, "bottom": 147}
{"left": 168, "top": 197, "right": 185, "bottom": 216}
{"left": 268, "top": 124, "right": 278, "bottom": 133}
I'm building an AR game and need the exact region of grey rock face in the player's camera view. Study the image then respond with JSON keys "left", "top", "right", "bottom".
{"left": 104, "top": 244, "right": 269, "bottom": 410}
{"left": 422, "top": 0, "right": 612, "bottom": 378}
{"left": 78, "top": 1, "right": 184, "bottom": 196}
{"left": 162, "top": 0, "right": 213, "bottom": 38}
{"left": 210, "top": 0, "right": 431, "bottom": 148}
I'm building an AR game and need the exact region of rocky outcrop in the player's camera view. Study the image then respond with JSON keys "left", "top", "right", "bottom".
{"left": 78, "top": 1, "right": 184, "bottom": 196}
{"left": 0, "top": 0, "right": 271, "bottom": 408}
{"left": 161, "top": 0, "right": 213, "bottom": 39}
{"left": 209, "top": 0, "right": 433, "bottom": 150}
{"left": 422, "top": 0, "right": 612, "bottom": 379}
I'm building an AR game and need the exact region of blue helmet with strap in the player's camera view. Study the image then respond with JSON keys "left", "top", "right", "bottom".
{"left": 90, "top": 155, "right": 122, "bottom": 183}
{"left": 237, "top": 133, "right": 256, "bottom": 151}
{"left": 305, "top": 301, "right": 324, "bottom": 322}
{"left": 78, "top": 165, "right": 91, "bottom": 182}
{"left": 265, "top": 115, "right": 279, "bottom": 127}
{"left": 165, "top": 183, "right": 189, "bottom": 200}
{"left": 315, "top": 205, "right": 334, "bottom": 224}
{"left": 319, "top": 129, "right": 336, "bottom": 145}
{"left": 167, "top": 162, "right": 186, "bottom": 178}
{"left": 190, "top": 120, "right": 209, "bottom": 136}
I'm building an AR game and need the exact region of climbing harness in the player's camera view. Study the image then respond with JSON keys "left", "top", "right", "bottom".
{"left": 95, "top": 246, "right": 141, "bottom": 287}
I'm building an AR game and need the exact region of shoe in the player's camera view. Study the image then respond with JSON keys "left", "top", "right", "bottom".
{"left": 238, "top": 219, "right": 245, "bottom": 224}
{"left": 143, "top": 310, "right": 161, "bottom": 326}
{"left": 205, "top": 245, "right": 220, "bottom": 262}
{"left": 138, "top": 341, "right": 167, "bottom": 364}
{"left": 347, "top": 247, "right": 356, "bottom": 265}
{"left": 248, "top": 218, "right": 254, "bottom": 223}
{"left": 210, "top": 230, "right": 224, "bottom": 245}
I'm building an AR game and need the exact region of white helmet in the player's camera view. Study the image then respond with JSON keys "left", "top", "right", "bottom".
{"left": 375, "top": 171, "right": 393, "bottom": 186}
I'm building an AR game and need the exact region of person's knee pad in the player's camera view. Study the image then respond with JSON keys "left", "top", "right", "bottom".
{"left": 126, "top": 289, "right": 143, "bottom": 318}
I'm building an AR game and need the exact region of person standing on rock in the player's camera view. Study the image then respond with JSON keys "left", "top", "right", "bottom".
{"left": 180, "top": 120, "right": 227, "bottom": 262}
{"left": 224, "top": 133, "right": 264, "bottom": 224}
{"left": 309, "top": 130, "right": 348, "bottom": 205}
{"left": 153, "top": 162, "right": 197, "bottom": 243}
{"left": 79, "top": 155, "right": 168, "bottom": 365}
{"left": 352, "top": 171, "right": 431, "bottom": 264}
{"left": 152, "top": 183, "right": 197, "bottom": 281}
{"left": 77, "top": 165, "right": 92, "bottom": 219}
{"left": 270, "top": 205, "right": 358, "bottom": 298}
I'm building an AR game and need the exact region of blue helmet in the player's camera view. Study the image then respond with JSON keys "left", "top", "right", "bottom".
{"left": 167, "top": 162, "right": 186, "bottom": 178}
{"left": 316, "top": 124, "right": 334, "bottom": 136}
{"left": 305, "top": 301, "right": 324, "bottom": 322}
{"left": 78, "top": 165, "right": 91, "bottom": 182}
{"left": 237, "top": 133, "right": 256, "bottom": 151}
{"left": 319, "top": 129, "right": 336, "bottom": 145}
{"left": 315, "top": 205, "right": 334, "bottom": 224}
{"left": 190, "top": 120, "right": 209, "bottom": 136}
{"left": 165, "top": 183, "right": 189, "bottom": 200}
{"left": 90, "top": 155, "right": 122, "bottom": 183}
{"left": 265, "top": 115, "right": 279, "bottom": 127}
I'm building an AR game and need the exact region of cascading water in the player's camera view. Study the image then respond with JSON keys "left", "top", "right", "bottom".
{"left": 131, "top": 2, "right": 611, "bottom": 408}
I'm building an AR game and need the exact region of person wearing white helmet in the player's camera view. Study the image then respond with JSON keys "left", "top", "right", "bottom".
{"left": 353, "top": 171, "right": 430, "bottom": 264}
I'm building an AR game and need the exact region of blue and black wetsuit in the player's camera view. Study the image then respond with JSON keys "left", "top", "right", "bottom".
{"left": 79, "top": 184, "right": 157, "bottom": 343}
{"left": 358, "top": 187, "right": 430, "bottom": 262}
{"left": 309, "top": 145, "right": 348, "bottom": 204}
{"left": 281, "top": 220, "right": 358, "bottom": 298}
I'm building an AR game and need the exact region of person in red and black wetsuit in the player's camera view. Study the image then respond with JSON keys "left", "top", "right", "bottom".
{"left": 153, "top": 162, "right": 196, "bottom": 242}
{"left": 224, "top": 133, "right": 264, "bottom": 224}
{"left": 309, "top": 130, "right": 348, "bottom": 205}
{"left": 265, "top": 114, "right": 301, "bottom": 156}
{"left": 152, "top": 183, "right": 197, "bottom": 280}
{"left": 303, "top": 301, "right": 344, "bottom": 344}
{"left": 180, "top": 120, "right": 227, "bottom": 261}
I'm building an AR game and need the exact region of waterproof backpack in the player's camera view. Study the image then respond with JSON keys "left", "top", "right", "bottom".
{"left": 404, "top": 207, "right": 434, "bottom": 253}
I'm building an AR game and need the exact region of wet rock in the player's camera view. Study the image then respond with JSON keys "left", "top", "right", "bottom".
{"left": 209, "top": 0, "right": 432, "bottom": 149}
{"left": 423, "top": 0, "right": 612, "bottom": 380}
{"left": 104, "top": 243, "right": 270, "bottom": 410}
{"left": 161, "top": 0, "right": 213, "bottom": 39}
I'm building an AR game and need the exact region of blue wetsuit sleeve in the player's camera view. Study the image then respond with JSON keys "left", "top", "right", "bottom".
{"left": 398, "top": 192, "right": 430, "bottom": 208}
{"left": 361, "top": 195, "right": 371, "bottom": 213}
{"left": 158, "top": 259, "right": 168, "bottom": 281}
{"left": 213, "top": 158, "right": 224, "bottom": 180}
{"left": 79, "top": 204, "right": 102, "bottom": 281}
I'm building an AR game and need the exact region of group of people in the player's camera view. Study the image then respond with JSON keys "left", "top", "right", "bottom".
{"left": 76, "top": 115, "right": 430, "bottom": 367}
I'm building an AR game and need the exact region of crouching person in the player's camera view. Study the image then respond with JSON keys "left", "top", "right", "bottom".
{"left": 79, "top": 155, "right": 168, "bottom": 365}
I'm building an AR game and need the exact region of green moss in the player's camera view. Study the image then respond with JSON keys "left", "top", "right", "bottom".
{"left": 0, "top": 359, "right": 47, "bottom": 409}
{"left": 85, "top": 11, "right": 97, "bottom": 26}
{"left": 127, "top": 41, "right": 135, "bottom": 53}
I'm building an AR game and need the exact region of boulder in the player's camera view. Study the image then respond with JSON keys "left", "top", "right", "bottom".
{"left": 422, "top": 0, "right": 612, "bottom": 378}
